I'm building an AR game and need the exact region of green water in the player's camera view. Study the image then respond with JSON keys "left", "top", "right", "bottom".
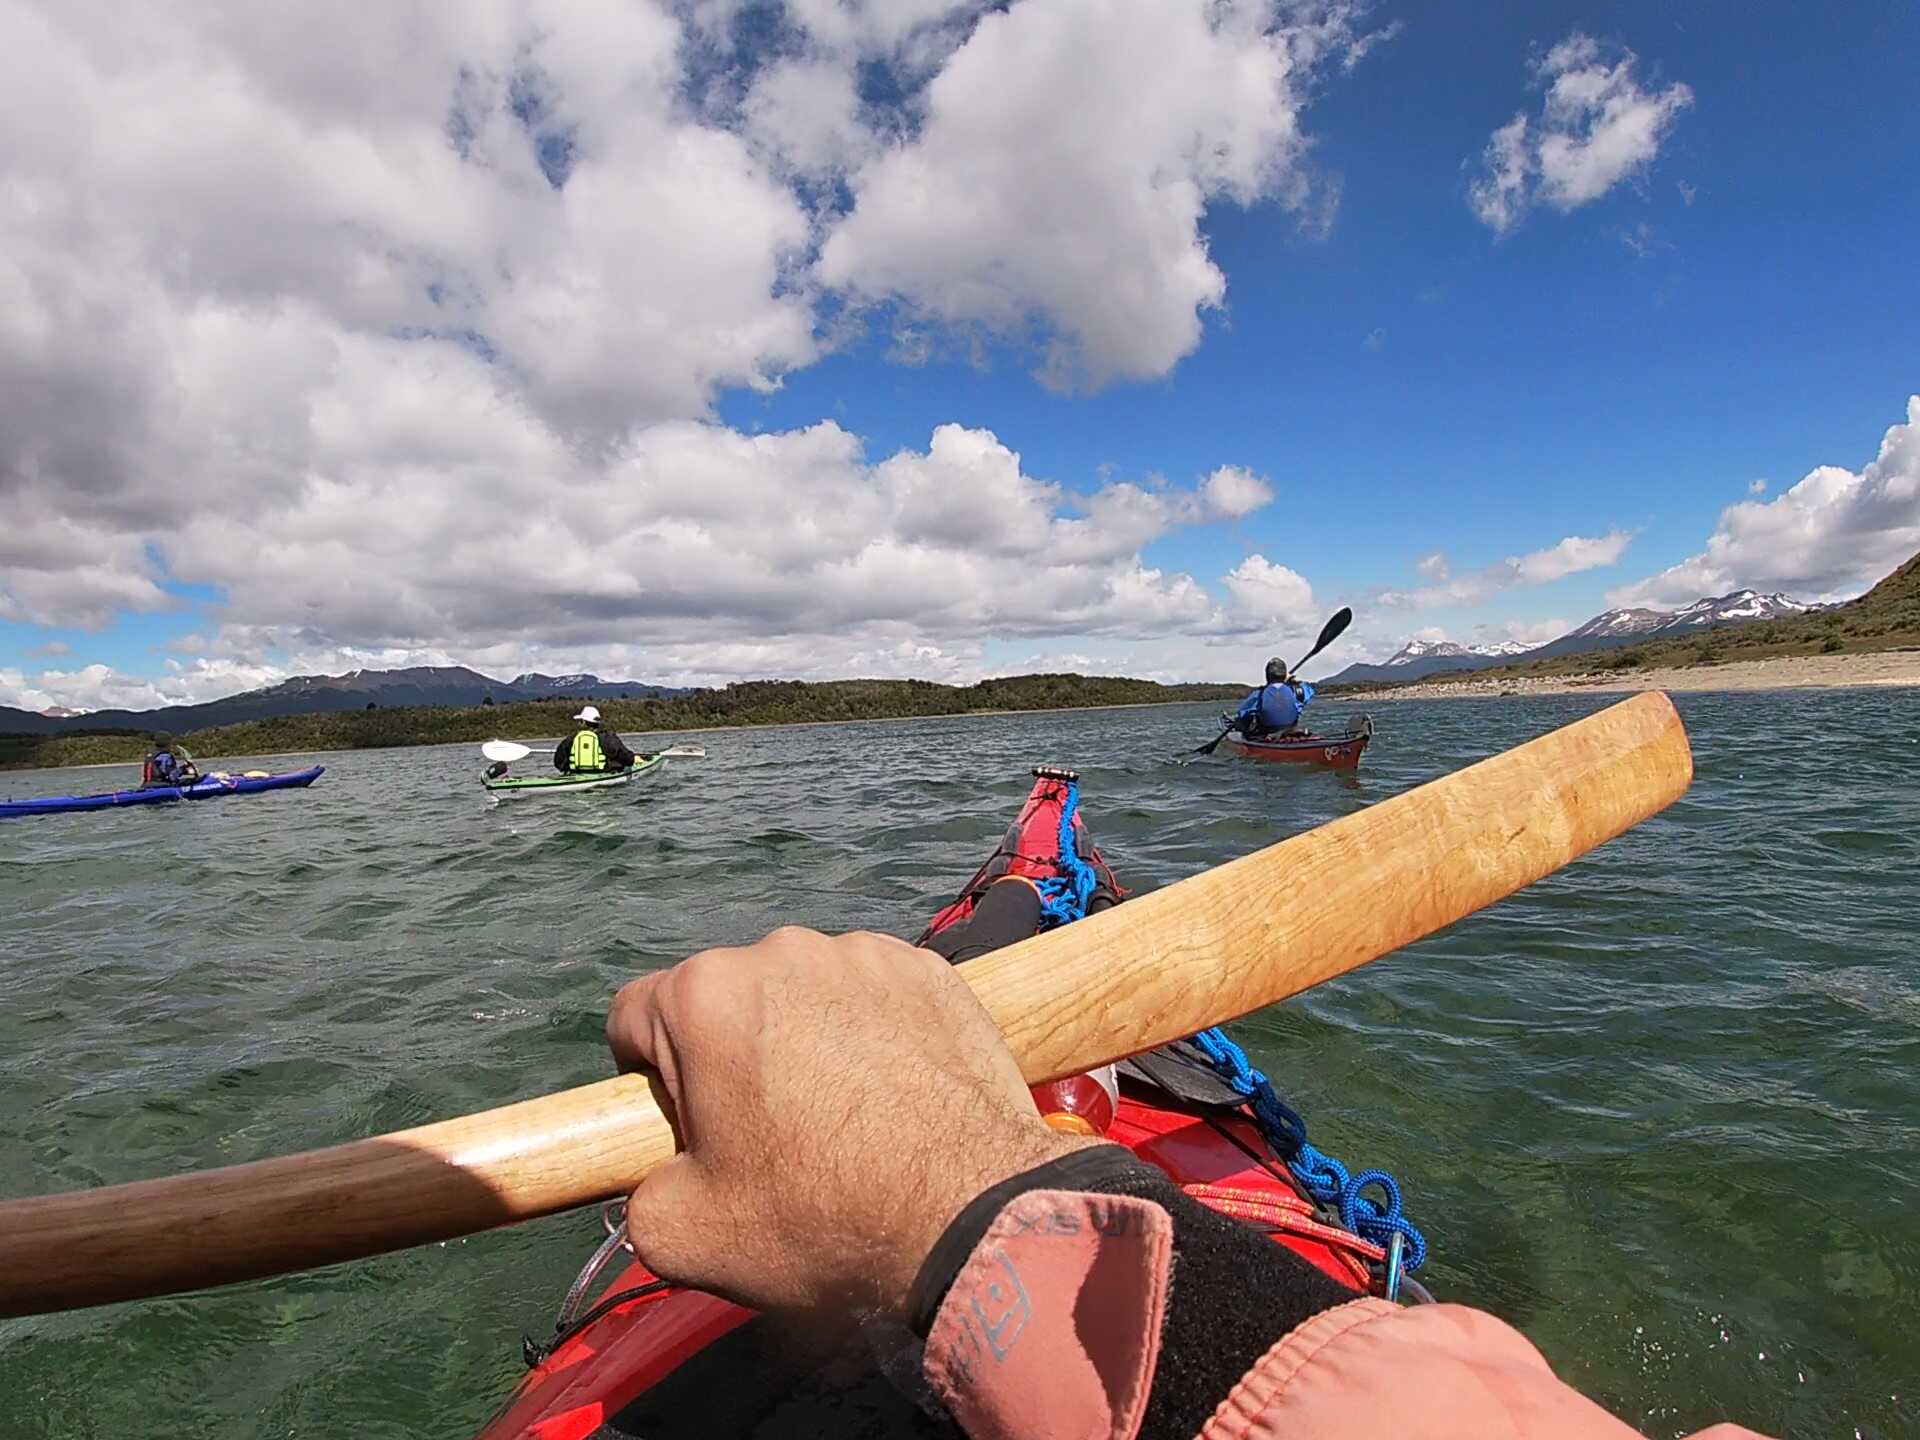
{"left": 1, "top": 692, "right": 1914, "bottom": 1438}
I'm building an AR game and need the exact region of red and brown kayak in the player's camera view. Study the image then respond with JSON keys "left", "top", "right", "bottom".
{"left": 1219, "top": 716, "right": 1373, "bottom": 769}
{"left": 476, "top": 769, "right": 1410, "bottom": 1440}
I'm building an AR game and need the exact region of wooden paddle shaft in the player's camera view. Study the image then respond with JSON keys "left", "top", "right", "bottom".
{"left": 0, "top": 692, "right": 1691, "bottom": 1318}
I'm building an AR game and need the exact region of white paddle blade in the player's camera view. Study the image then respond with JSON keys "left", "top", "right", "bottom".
{"left": 657, "top": 744, "right": 706, "bottom": 759}
{"left": 482, "top": 740, "right": 532, "bottom": 763}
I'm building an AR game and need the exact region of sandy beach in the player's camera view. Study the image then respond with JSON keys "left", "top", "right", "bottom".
{"left": 1351, "top": 648, "right": 1920, "bottom": 701}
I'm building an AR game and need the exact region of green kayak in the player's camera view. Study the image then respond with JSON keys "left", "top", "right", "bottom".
{"left": 482, "top": 753, "right": 667, "bottom": 797}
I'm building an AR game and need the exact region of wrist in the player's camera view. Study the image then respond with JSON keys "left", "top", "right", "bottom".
{"left": 895, "top": 1134, "right": 1137, "bottom": 1329}
{"left": 872, "top": 1122, "right": 1098, "bottom": 1317}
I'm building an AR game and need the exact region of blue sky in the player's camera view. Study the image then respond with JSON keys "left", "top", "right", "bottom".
{"left": 2, "top": 0, "right": 1915, "bottom": 711}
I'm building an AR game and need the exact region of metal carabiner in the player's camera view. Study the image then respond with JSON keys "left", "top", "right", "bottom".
{"left": 1383, "top": 1229, "right": 1405, "bottom": 1303}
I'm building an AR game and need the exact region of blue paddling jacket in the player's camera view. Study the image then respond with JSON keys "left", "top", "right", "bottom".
{"left": 1233, "top": 680, "right": 1314, "bottom": 737}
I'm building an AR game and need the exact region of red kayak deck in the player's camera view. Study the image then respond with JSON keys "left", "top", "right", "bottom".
{"left": 476, "top": 770, "right": 1387, "bottom": 1439}
{"left": 477, "top": 1094, "right": 1379, "bottom": 1440}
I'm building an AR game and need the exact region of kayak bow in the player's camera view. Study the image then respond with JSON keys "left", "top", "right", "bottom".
{"left": 476, "top": 769, "right": 1406, "bottom": 1439}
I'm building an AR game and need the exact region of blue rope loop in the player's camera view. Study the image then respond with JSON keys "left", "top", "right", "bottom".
{"left": 1027, "top": 781, "right": 1429, "bottom": 1281}
{"left": 1034, "top": 781, "right": 1099, "bottom": 928}
{"left": 1189, "top": 1025, "right": 1428, "bottom": 1274}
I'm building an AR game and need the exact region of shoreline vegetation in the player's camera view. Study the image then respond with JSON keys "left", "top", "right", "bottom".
{"left": 0, "top": 674, "right": 1243, "bottom": 772}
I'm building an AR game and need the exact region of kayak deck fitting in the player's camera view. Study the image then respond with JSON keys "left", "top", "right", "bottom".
{"left": 476, "top": 767, "right": 1428, "bottom": 1439}
{"left": 0, "top": 766, "right": 326, "bottom": 820}
{"left": 482, "top": 753, "right": 667, "bottom": 796}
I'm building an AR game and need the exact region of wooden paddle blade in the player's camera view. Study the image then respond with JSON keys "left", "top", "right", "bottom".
{"left": 0, "top": 692, "right": 1690, "bottom": 1318}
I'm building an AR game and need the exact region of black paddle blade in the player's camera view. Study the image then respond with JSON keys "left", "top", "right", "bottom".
{"left": 1294, "top": 607, "right": 1353, "bottom": 671}
{"left": 1193, "top": 729, "right": 1231, "bottom": 757}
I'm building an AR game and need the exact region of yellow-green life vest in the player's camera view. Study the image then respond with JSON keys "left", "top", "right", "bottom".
{"left": 569, "top": 728, "right": 606, "bottom": 772}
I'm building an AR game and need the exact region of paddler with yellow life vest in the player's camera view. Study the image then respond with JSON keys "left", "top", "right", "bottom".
{"left": 552, "top": 705, "right": 636, "bottom": 775}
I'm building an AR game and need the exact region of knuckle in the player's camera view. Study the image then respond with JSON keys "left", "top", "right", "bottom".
{"left": 763, "top": 923, "right": 822, "bottom": 948}
{"left": 671, "top": 950, "right": 730, "bottom": 1006}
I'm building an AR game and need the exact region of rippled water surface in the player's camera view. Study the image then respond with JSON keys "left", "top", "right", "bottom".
{"left": 2, "top": 691, "right": 1916, "bottom": 1438}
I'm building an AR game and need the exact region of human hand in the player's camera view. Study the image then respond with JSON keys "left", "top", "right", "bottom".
{"left": 606, "top": 926, "right": 1090, "bottom": 1314}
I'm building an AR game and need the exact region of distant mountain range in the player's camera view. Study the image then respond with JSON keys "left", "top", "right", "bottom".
{"left": 0, "top": 586, "right": 1827, "bottom": 733}
{"left": 1328, "top": 637, "right": 1532, "bottom": 683}
{"left": 1326, "top": 589, "right": 1810, "bottom": 685}
{"left": 0, "top": 666, "right": 691, "bottom": 736}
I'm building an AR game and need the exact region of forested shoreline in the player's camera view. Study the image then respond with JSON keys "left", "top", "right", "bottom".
{"left": 1, "top": 674, "right": 1243, "bottom": 771}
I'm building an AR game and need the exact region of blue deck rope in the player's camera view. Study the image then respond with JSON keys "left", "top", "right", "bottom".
{"left": 1026, "top": 777, "right": 1429, "bottom": 1285}
{"left": 1189, "top": 1025, "right": 1428, "bottom": 1274}
{"left": 1034, "top": 781, "right": 1099, "bottom": 928}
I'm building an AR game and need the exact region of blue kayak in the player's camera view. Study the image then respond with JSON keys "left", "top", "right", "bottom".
{"left": 0, "top": 766, "right": 325, "bottom": 819}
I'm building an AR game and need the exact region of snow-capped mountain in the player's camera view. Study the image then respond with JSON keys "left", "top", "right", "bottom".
{"left": 1387, "top": 638, "right": 1532, "bottom": 665}
{"left": 1652, "top": 590, "right": 1807, "bottom": 631}
{"left": 1559, "top": 606, "right": 1669, "bottom": 641}
{"left": 510, "top": 672, "right": 601, "bottom": 693}
{"left": 1523, "top": 590, "right": 1810, "bottom": 661}
{"left": 1326, "top": 587, "right": 1812, "bottom": 684}
{"left": 1328, "top": 638, "right": 1534, "bottom": 684}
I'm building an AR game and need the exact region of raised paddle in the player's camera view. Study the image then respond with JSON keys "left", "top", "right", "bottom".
{"left": 0, "top": 692, "right": 1690, "bottom": 1318}
{"left": 1195, "top": 606, "right": 1354, "bottom": 757}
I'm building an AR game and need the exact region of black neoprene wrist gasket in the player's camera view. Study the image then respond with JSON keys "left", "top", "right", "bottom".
{"left": 906, "top": 1140, "right": 1357, "bottom": 1440}
{"left": 905, "top": 1143, "right": 1142, "bottom": 1336}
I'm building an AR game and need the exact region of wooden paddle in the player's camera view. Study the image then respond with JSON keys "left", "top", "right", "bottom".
{"left": 1195, "top": 606, "right": 1353, "bottom": 756}
{"left": 0, "top": 692, "right": 1691, "bottom": 1319}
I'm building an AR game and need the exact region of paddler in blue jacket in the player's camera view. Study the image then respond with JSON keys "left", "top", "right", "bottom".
{"left": 553, "top": 705, "right": 636, "bottom": 774}
{"left": 1230, "top": 657, "right": 1314, "bottom": 739}
{"left": 141, "top": 732, "right": 200, "bottom": 788}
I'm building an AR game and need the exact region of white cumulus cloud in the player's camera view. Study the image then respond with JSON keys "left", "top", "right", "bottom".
{"left": 1222, "top": 555, "right": 1315, "bottom": 619}
{"left": 1609, "top": 397, "right": 1920, "bottom": 609}
{"left": 1469, "top": 32, "right": 1692, "bottom": 235}
{"left": 818, "top": 0, "right": 1363, "bottom": 391}
{"left": 1482, "top": 616, "right": 1573, "bottom": 647}
{"left": 1511, "top": 530, "right": 1635, "bottom": 584}
{"left": 1200, "top": 465, "right": 1277, "bottom": 520}
{"left": 1380, "top": 531, "right": 1633, "bottom": 608}
{"left": 0, "top": 0, "right": 1350, "bottom": 699}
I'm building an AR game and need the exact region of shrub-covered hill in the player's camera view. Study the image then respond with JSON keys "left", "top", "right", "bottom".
{"left": 1, "top": 672, "right": 1244, "bottom": 771}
